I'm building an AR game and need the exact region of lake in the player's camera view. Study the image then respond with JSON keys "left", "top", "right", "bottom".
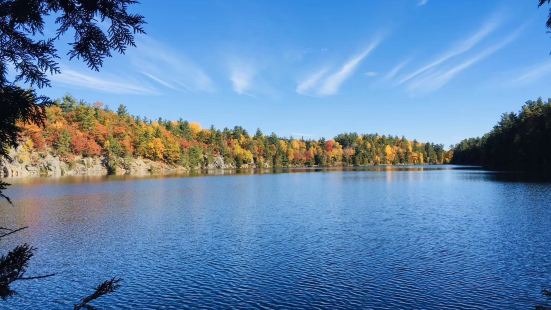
{"left": 1, "top": 166, "right": 551, "bottom": 309}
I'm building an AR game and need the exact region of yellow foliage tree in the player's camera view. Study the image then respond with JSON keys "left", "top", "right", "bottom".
{"left": 145, "top": 138, "right": 165, "bottom": 161}
{"left": 384, "top": 145, "right": 395, "bottom": 164}
{"left": 189, "top": 122, "right": 202, "bottom": 135}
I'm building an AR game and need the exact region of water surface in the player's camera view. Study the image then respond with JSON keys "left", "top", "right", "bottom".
{"left": 1, "top": 166, "right": 551, "bottom": 309}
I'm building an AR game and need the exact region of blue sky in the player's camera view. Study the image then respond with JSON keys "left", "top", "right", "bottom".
{"left": 38, "top": 0, "right": 551, "bottom": 146}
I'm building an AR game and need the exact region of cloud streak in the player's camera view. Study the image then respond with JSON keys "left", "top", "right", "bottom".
{"left": 50, "top": 36, "right": 214, "bottom": 95}
{"left": 385, "top": 59, "right": 410, "bottom": 81}
{"left": 296, "top": 68, "right": 328, "bottom": 95}
{"left": 398, "top": 18, "right": 499, "bottom": 85}
{"left": 51, "top": 68, "right": 157, "bottom": 95}
{"left": 297, "top": 37, "right": 382, "bottom": 97}
{"left": 319, "top": 40, "right": 381, "bottom": 96}
{"left": 131, "top": 36, "right": 214, "bottom": 93}
{"left": 514, "top": 60, "right": 551, "bottom": 84}
{"left": 406, "top": 29, "right": 520, "bottom": 93}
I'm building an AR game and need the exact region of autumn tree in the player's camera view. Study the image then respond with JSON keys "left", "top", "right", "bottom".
{"left": 13, "top": 94, "right": 451, "bottom": 172}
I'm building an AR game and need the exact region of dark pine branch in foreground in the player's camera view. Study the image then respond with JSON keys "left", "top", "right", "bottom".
{"left": 1, "top": 0, "right": 144, "bottom": 306}
{"left": 0, "top": 240, "right": 55, "bottom": 300}
{"left": 74, "top": 277, "right": 122, "bottom": 310}
{"left": 539, "top": 0, "right": 551, "bottom": 31}
{"left": 0, "top": 0, "right": 145, "bottom": 164}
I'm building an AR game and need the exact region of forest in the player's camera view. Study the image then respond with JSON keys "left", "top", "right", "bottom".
{"left": 15, "top": 95, "right": 452, "bottom": 170}
{"left": 452, "top": 98, "right": 551, "bottom": 175}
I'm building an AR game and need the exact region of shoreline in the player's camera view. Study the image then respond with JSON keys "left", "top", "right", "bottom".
{"left": 2, "top": 164, "right": 459, "bottom": 181}
{"left": 1, "top": 148, "right": 456, "bottom": 180}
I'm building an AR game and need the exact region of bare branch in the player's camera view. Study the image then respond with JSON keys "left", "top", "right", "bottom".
{"left": 0, "top": 227, "right": 28, "bottom": 239}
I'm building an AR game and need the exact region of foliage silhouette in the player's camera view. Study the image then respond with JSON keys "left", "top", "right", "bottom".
{"left": 0, "top": 0, "right": 145, "bottom": 305}
{"left": 540, "top": 0, "right": 551, "bottom": 31}
{"left": 452, "top": 98, "right": 551, "bottom": 176}
{"left": 74, "top": 277, "right": 122, "bottom": 310}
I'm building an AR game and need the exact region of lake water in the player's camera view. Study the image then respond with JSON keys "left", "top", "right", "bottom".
{"left": 1, "top": 166, "right": 551, "bottom": 309}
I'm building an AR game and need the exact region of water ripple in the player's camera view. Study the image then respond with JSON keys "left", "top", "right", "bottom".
{"left": 1, "top": 169, "right": 551, "bottom": 309}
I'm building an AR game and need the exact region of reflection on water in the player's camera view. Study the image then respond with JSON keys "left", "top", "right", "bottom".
{"left": 1, "top": 165, "right": 551, "bottom": 309}
{"left": 4, "top": 165, "right": 463, "bottom": 185}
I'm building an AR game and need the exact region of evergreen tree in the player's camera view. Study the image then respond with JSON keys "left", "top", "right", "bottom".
{"left": 0, "top": 0, "right": 145, "bottom": 304}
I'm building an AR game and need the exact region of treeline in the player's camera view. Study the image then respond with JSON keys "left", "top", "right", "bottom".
{"left": 17, "top": 95, "right": 451, "bottom": 169}
{"left": 452, "top": 98, "right": 551, "bottom": 175}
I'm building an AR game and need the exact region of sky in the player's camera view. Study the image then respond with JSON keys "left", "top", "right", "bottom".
{"left": 36, "top": 0, "right": 551, "bottom": 146}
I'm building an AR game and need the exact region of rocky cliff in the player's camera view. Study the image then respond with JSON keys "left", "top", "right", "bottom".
{"left": 0, "top": 147, "right": 192, "bottom": 178}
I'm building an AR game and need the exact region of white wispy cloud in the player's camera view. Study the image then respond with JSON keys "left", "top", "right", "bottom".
{"left": 384, "top": 59, "right": 410, "bottom": 81}
{"left": 398, "top": 18, "right": 499, "bottom": 85}
{"left": 406, "top": 29, "right": 520, "bottom": 93}
{"left": 296, "top": 37, "right": 382, "bottom": 97}
{"left": 417, "top": 0, "right": 428, "bottom": 6}
{"left": 296, "top": 68, "right": 328, "bottom": 95}
{"left": 131, "top": 36, "right": 214, "bottom": 93}
{"left": 319, "top": 40, "right": 381, "bottom": 96}
{"left": 514, "top": 60, "right": 551, "bottom": 84}
{"left": 229, "top": 62, "right": 256, "bottom": 95}
{"left": 51, "top": 68, "right": 157, "bottom": 95}
{"left": 365, "top": 71, "right": 379, "bottom": 77}
{"left": 140, "top": 71, "right": 181, "bottom": 91}
{"left": 48, "top": 36, "right": 213, "bottom": 95}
